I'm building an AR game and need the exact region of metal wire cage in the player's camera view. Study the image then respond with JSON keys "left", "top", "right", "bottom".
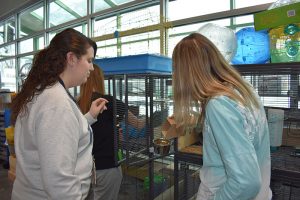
{"left": 237, "top": 62, "right": 300, "bottom": 200}
{"left": 104, "top": 74, "right": 172, "bottom": 165}
{"left": 104, "top": 73, "right": 173, "bottom": 199}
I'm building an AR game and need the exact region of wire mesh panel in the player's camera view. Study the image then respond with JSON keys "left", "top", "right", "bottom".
{"left": 271, "top": 147, "right": 300, "bottom": 200}
{"left": 176, "top": 160, "right": 201, "bottom": 200}
{"left": 236, "top": 62, "right": 300, "bottom": 200}
{"left": 105, "top": 74, "right": 172, "bottom": 165}
{"left": 236, "top": 63, "right": 300, "bottom": 139}
{"left": 105, "top": 74, "right": 173, "bottom": 199}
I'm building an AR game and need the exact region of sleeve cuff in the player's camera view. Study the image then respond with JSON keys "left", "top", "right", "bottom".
{"left": 84, "top": 112, "right": 97, "bottom": 125}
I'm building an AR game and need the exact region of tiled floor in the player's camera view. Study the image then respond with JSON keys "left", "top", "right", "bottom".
{"left": 0, "top": 162, "right": 13, "bottom": 200}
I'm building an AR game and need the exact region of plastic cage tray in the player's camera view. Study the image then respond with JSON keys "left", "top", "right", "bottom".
{"left": 94, "top": 54, "right": 172, "bottom": 75}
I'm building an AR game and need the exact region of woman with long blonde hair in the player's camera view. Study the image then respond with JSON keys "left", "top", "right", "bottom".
{"left": 172, "top": 33, "right": 271, "bottom": 200}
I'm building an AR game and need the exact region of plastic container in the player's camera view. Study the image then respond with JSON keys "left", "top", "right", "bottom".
{"left": 143, "top": 175, "right": 168, "bottom": 197}
{"left": 267, "top": 109, "right": 284, "bottom": 151}
{"left": 94, "top": 54, "right": 172, "bottom": 75}
{"left": 232, "top": 27, "right": 270, "bottom": 64}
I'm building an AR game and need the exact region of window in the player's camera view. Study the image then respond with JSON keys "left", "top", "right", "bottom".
{"left": 0, "top": 44, "right": 15, "bottom": 59}
{"left": 4, "top": 17, "right": 16, "bottom": 42}
{"left": 0, "top": 24, "right": 4, "bottom": 45}
{"left": 49, "top": 0, "right": 87, "bottom": 27}
{"left": 96, "top": 39, "right": 118, "bottom": 58}
{"left": 120, "top": 5, "right": 159, "bottom": 31}
{"left": 19, "top": 3, "right": 44, "bottom": 38}
{"left": 18, "top": 56, "right": 33, "bottom": 90}
{"left": 94, "top": 16, "right": 117, "bottom": 37}
{"left": 235, "top": 0, "right": 275, "bottom": 9}
{"left": 48, "top": 23, "right": 87, "bottom": 42}
{"left": 168, "top": 0, "right": 230, "bottom": 21}
{"left": 121, "top": 31, "right": 160, "bottom": 56}
{"left": 93, "top": 0, "right": 134, "bottom": 13}
{"left": 0, "top": 59, "right": 16, "bottom": 91}
{"left": 19, "top": 36, "right": 44, "bottom": 54}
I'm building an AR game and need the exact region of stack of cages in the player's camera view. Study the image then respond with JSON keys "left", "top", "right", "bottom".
{"left": 95, "top": 54, "right": 175, "bottom": 200}
{"left": 236, "top": 63, "right": 300, "bottom": 200}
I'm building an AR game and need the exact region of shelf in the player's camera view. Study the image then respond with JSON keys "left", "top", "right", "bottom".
{"left": 234, "top": 62, "right": 300, "bottom": 75}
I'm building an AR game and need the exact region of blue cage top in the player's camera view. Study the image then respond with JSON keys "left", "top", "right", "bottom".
{"left": 94, "top": 54, "right": 172, "bottom": 75}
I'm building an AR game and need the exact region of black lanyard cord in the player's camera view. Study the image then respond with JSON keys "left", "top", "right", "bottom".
{"left": 57, "top": 77, "right": 78, "bottom": 105}
{"left": 57, "top": 77, "right": 94, "bottom": 144}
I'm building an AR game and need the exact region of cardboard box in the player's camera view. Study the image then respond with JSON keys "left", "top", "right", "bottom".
{"left": 161, "top": 116, "right": 184, "bottom": 139}
{"left": 282, "top": 127, "right": 300, "bottom": 147}
{"left": 178, "top": 134, "right": 200, "bottom": 151}
{"left": 254, "top": 2, "right": 300, "bottom": 31}
{"left": 161, "top": 116, "right": 200, "bottom": 150}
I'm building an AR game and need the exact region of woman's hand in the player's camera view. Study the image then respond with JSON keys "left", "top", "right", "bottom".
{"left": 89, "top": 98, "right": 108, "bottom": 119}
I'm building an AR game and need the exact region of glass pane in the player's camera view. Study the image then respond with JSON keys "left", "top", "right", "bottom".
{"left": 96, "top": 39, "right": 118, "bottom": 58}
{"left": 169, "top": 0, "right": 230, "bottom": 21}
{"left": 93, "top": 0, "right": 110, "bottom": 13}
{"left": 0, "top": 44, "right": 15, "bottom": 59}
{"left": 73, "top": 24, "right": 87, "bottom": 35}
{"left": 168, "top": 19, "right": 230, "bottom": 57}
{"left": 19, "top": 36, "right": 44, "bottom": 54}
{"left": 6, "top": 17, "right": 16, "bottom": 42}
{"left": 120, "top": 5, "right": 159, "bottom": 31}
{"left": 235, "top": 0, "right": 275, "bottom": 9}
{"left": 94, "top": 16, "right": 117, "bottom": 36}
{"left": 235, "top": 14, "right": 254, "bottom": 25}
{"left": 19, "top": 3, "right": 44, "bottom": 38}
{"left": 93, "top": 0, "right": 134, "bottom": 13}
{"left": 18, "top": 56, "right": 33, "bottom": 91}
{"left": 121, "top": 31, "right": 160, "bottom": 56}
{"left": 48, "top": 24, "right": 87, "bottom": 42}
{"left": 0, "top": 24, "right": 4, "bottom": 45}
{"left": 0, "top": 59, "right": 16, "bottom": 91}
{"left": 49, "top": 0, "right": 87, "bottom": 27}
{"left": 19, "top": 55, "right": 33, "bottom": 68}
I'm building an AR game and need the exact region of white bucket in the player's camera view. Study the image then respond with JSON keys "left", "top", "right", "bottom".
{"left": 267, "top": 109, "right": 284, "bottom": 147}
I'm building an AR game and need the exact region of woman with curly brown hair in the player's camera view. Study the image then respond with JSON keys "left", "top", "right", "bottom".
{"left": 11, "top": 28, "right": 107, "bottom": 200}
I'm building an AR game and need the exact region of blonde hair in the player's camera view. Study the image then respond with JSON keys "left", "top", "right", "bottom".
{"left": 78, "top": 64, "right": 105, "bottom": 114}
{"left": 172, "top": 33, "right": 259, "bottom": 128}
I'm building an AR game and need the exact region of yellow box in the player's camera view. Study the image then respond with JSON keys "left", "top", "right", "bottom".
{"left": 5, "top": 126, "right": 14, "bottom": 145}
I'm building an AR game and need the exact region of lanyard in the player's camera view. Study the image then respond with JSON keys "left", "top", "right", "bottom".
{"left": 57, "top": 78, "right": 78, "bottom": 104}
{"left": 58, "top": 78, "right": 94, "bottom": 145}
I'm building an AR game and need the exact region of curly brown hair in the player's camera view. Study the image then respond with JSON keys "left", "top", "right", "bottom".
{"left": 11, "top": 28, "right": 95, "bottom": 124}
